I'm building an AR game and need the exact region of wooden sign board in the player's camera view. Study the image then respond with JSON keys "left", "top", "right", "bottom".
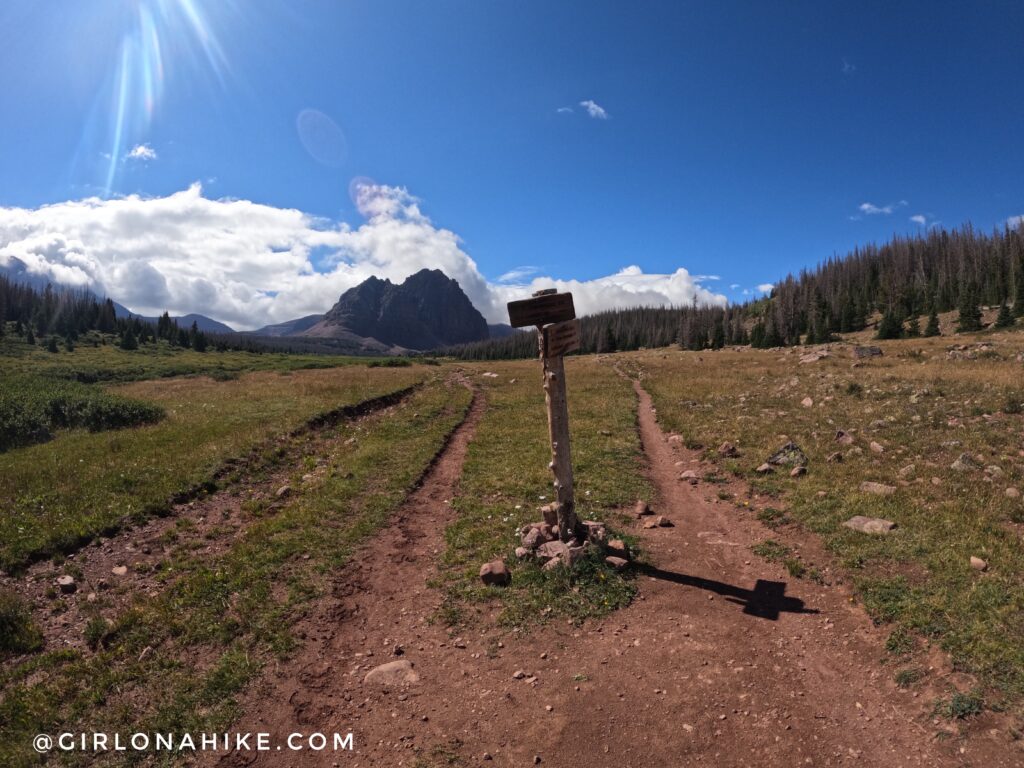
{"left": 542, "top": 319, "right": 581, "bottom": 358}
{"left": 507, "top": 292, "right": 576, "bottom": 328}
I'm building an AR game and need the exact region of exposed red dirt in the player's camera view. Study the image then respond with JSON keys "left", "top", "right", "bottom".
{"left": 204, "top": 378, "right": 1021, "bottom": 768}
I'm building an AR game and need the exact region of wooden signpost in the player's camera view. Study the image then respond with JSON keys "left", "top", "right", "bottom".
{"left": 508, "top": 289, "right": 581, "bottom": 543}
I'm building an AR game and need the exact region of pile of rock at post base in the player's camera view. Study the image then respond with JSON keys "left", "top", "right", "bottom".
{"left": 479, "top": 502, "right": 631, "bottom": 585}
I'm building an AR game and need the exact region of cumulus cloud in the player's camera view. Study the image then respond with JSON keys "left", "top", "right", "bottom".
{"left": 0, "top": 183, "right": 725, "bottom": 330}
{"left": 1007, "top": 215, "right": 1024, "bottom": 229}
{"left": 756, "top": 283, "right": 775, "bottom": 294}
{"left": 579, "top": 100, "right": 609, "bottom": 119}
{"left": 909, "top": 214, "right": 927, "bottom": 226}
{"left": 126, "top": 143, "right": 157, "bottom": 161}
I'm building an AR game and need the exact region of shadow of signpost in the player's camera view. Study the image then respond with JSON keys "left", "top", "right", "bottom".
{"left": 634, "top": 564, "right": 818, "bottom": 620}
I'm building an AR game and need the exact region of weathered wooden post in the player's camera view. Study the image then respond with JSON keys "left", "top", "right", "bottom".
{"left": 507, "top": 289, "right": 582, "bottom": 543}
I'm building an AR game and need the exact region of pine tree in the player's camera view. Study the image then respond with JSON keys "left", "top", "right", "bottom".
{"left": 46, "top": 336, "right": 59, "bottom": 353}
{"left": 1015, "top": 252, "right": 1024, "bottom": 317}
{"left": 905, "top": 315, "right": 921, "bottom": 337}
{"left": 876, "top": 308, "right": 904, "bottom": 340}
{"left": 120, "top": 327, "right": 138, "bottom": 350}
{"left": 25, "top": 328, "right": 35, "bottom": 345}
{"left": 924, "top": 308, "right": 941, "bottom": 337}
{"left": 995, "top": 301, "right": 1015, "bottom": 328}
{"left": 956, "top": 284, "right": 983, "bottom": 332}
{"left": 64, "top": 335, "right": 75, "bottom": 352}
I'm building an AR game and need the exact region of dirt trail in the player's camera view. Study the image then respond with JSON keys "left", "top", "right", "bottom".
{"left": 206, "top": 378, "right": 1017, "bottom": 768}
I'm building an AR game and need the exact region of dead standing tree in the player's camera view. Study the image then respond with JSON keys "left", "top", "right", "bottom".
{"left": 507, "top": 289, "right": 582, "bottom": 542}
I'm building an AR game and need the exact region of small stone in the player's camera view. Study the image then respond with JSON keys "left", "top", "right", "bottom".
{"left": 869, "top": 441, "right": 884, "bottom": 454}
{"left": 930, "top": 477, "right": 942, "bottom": 486}
{"left": 843, "top": 516, "right": 897, "bottom": 534}
{"left": 483, "top": 753, "right": 492, "bottom": 761}
{"left": 851, "top": 345, "right": 883, "bottom": 360}
{"left": 657, "top": 516, "right": 674, "bottom": 528}
{"left": 718, "top": 442, "right": 740, "bottom": 458}
{"left": 545, "top": 705, "right": 553, "bottom": 712}
{"left": 606, "top": 538, "right": 630, "bottom": 559}
{"left": 835, "top": 430, "right": 855, "bottom": 446}
{"left": 479, "top": 560, "right": 511, "bottom": 587}
{"left": 634, "top": 500, "right": 652, "bottom": 518}
{"left": 970, "top": 556, "right": 988, "bottom": 572}
{"left": 539, "top": 503, "right": 559, "bottom": 526}
{"left": 515, "top": 546, "right": 531, "bottom": 559}
{"left": 275, "top": 485, "right": 291, "bottom": 498}
{"left": 826, "top": 451, "right": 843, "bottom": 463}
{"left": 512, "top": 669, "right": 526, "bottom": 679}
{"left": 1006, "top": 487, "right": 1020, "bottom": 499}
{"left": 790, "top": 466, "right": 806, "bottom": 478}
{"left": 679, "top": 470, "right": 700, "bottom": 484}
{"left": 755, "top": 463, "right": 774, "bottom": 474}
{"left": 950, "top": 453, "right": 978, "bottom": 472}
{"left": 86, "top": 592, "right": 97, "bottom": 603}
{"left": 56, "top": 575, "right": 77, "bottom": 594}
{"left": 898, "top": 464, "right": 916, "bottom": 479}
{"left": 859, "top": 481, "right": 896, "bottom": 496}
{"left": 605, "top": 556, "right": 629, "bottom": 571}
{"left": 111, "top": 565, "right": 128, "bottom": 576}
{"left": 801, "top": 397, "right": 814, "bottom": 408}
{"left": 364, "top": 660, "right": 419, "bottom": 686}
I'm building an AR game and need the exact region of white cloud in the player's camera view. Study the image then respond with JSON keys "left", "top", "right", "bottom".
{"left": 910, "top": 214, "right": 927, "bottom": 226}
{"left": 579, "top": 100, "right": 609, "bottom": 119}
{"left": 0, "top": 183, "right": 726, "bottom": 330}
{"left": 756, "top": 283, "right": 774, "bottom": 294}
{"left": 1007, "top": 215, "right": 1024, "bottom": 229}
{"left": 556, "top": 107, "right": 573, "bottom": 114}
{"left": 126, "top": 144, "right": 157, "bottom": 161}
{"left": 729, "top": 283, "right": 740, "bottom": 290}
{"left": 497, "top": 266, "right": 540, "bottom": 283}
{"left": 842, "top": 59, "right": 856, "bottom": 75}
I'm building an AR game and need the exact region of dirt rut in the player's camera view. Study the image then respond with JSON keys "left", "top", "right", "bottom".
{"left": 207, "top": 379, "right": 1016, "bottom": 768}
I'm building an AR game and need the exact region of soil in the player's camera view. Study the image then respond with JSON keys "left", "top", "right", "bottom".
{"left": 202, "top": 378, "right": 1022, "bottom": 767}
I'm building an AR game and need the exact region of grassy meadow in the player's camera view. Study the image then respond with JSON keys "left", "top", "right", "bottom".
{"left": 633, "top": 330, "right": 1024, "bottom": 713}
{"left": 0, "top": 337, "right": 430, "bottom": 572}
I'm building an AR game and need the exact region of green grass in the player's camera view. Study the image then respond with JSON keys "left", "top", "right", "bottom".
{"left": 435, "top": 359, "right": 651, "bottom": 629}
{"left": 0, "top": 590, "right": 42, "bottom": 656}
{"left": 0, "top": 365, "right": 426, "bottom": 571}
{"left": 634, "top": 332, "right": 1024, "bottom": 714}
{"left": 0, "top": 377, "right": 472, "bottom": 767}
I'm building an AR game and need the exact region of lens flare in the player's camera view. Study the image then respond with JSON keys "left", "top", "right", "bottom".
{"left": 90, "top": 0, "right": 231, "bottom": 196}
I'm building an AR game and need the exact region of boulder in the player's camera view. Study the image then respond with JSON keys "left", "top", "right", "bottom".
{"left": 843, "top": 516, "right": 897, "bottom": 534}
{"left": 521, "top": 527, "right": 543, "bottom": 550}
{"left": 851, "top": 346, "right": 883, "bottom": 360}
{"left": 606, "top": 538, "right": 630, "bottom": 559}
{"left": 859, "top": 481, "right": 897, "bottom": 496}
{"left": 634, "top": 500, "right": 653, "bottom": 518}
{"left": 364, "top": 659, "right": 420, "bottom": 686}
{"left": 767, "top": 442, "right": 808, "bottom": 467}
{"left": 605, "top": 556, "right": 629, "bottom": 571}
{"left": 536, "top": 540, "right": 569, "bottom": 564}
{"left": 56, "top": 575, "right": 77, "bottom": 594}
{"left": 582, "top": 520, "right": 607, "bottom": 544}
{"left": 539, "top": 503, "right": 559, "bottom": 527}
{"left": 479, "top": 560, "right": 511, "bottom": 587}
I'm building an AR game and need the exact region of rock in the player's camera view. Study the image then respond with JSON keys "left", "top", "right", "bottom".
{"left": 950, "top": 453, "right": 978, "bottom": 472}
{"left": 799, "top": 351, "right": 829, "bottom": 364}
{"left": 755, "top": 463, "right": 774, "bottom": 474}
{"left": 582, "top": 520, "right": 607, "bottom": 544}
{"left": 634, "top": 500, "right": 653, "bottom": 518}
{"left": 364, "top": 659, "right": 419, "bottom": 686}
{"left": 536, "top": 540, "right": 569, "bottom": 563}
{"left": 642, "top": 515, "right": 674, "bottom": 528}
{"left": 843, "top": 516, "right": 897, "bottom": 534}
{"left": 539, "top": 503, "right": 559, "bottom": 526}
{"left": 801, "top": 397, "right": 814, "bottom": 408}
{"left": 718, "top": 442, "right": 741, "bottom": 458}
{"left": 56, "top": 575, "right": 77, "bottom": 594}
{"left": 851, "top": 346, "right": 883, "bottom": 360}
{"left": 869, "top": 441, "right": 885, "bottom": 454}
{"left": 826, "top": 451, "right": 843, "bottom": 463}
{"left": 111, "top": 565, "right": 128, "bottom": 576}
{"left": 275, "top": 485, "right": 291, "bottom": 498}
{"left": 970, "top": 556, "right": 988, "bottom": 572}
{"left": 1006, "top": 487, "right": 1020, "bottom": 499}
{"left": 521, "top": 527, "right": 544, "bottom": 550}
{"left": 898, "top": 464, "right": 916, "bottom": 479}
{"left": 985, "top": 465, "right": 1005, "bottom": 478}
{"left": 86, "top": 592, "right": 97, "bottom": 603}
{"left": 869, "top": 419, "right": 888, "bottom": 430}
{"left": 512, "top": 669, "right": 526, "bottom": 679}
{"left": 479, "top": 560, "right": 511, "bottom": 587}
{"left": 679, "top": 470, "right": 700, "bottom": 484}
{"left": 859, "top": 481, "right": 896, "bottom": 496}
{"left": 667, "top": 434, "right": 683, "bottom": 444}
{"left": 790, "top": 466, "right": 806, "bottom": 478}
{"left": 605, "top": 556, "right": 629, "bottom": 571}
{"left": 931, "top": 477, "right": 942, "bottom": 486}
{"left": 766, "top": 442, "right": 808, "bottom": 467}
{"left": 515, "top": 546, "right": 531, "bottom": 559}
{"left": 835, "top": 430, "right": 855, "bottom": 446}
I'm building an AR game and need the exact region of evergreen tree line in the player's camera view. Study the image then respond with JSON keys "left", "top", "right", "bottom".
{"left": 0, "top": 276, "right": 216, "bottom": 352}
{"left": 446, "top": 221, "right": 1024, "bottom": 360}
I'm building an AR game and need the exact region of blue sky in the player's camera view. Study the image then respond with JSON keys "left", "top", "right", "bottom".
{"left": 0, "top": 1, "right": 1022, "bottom": 327}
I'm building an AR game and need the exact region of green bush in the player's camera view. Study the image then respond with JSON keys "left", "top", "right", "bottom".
{"left": 367, "top": 358, "right": 412, "bottom": 368}
{"left": 0, "top": 376, "right": 165, "bottom": 452}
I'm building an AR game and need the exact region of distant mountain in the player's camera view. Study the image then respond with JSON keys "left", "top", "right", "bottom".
{"left": 249, "top": 314, "right": 325, "bottom": 337}
{"left": 488, "top": 323, "right": 519, "bottom": 339}
{"left": 301, "top": 269, "right": 489, "bottom": 350}
{"left": 111, "top": 306, "right": 235, "bottom": 334}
